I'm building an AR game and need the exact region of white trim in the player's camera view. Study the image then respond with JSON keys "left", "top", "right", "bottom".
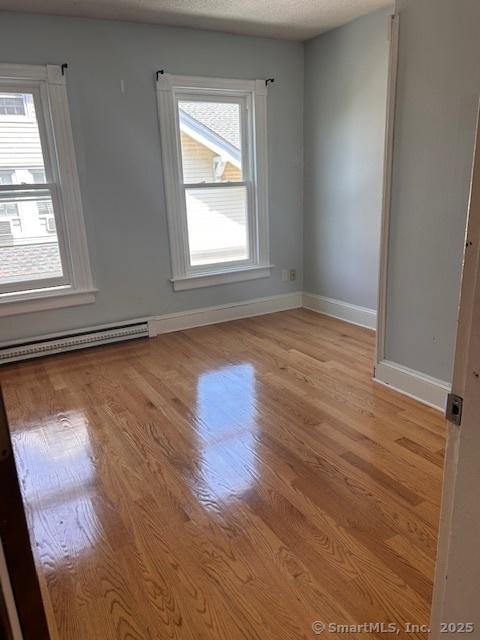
{"left": 302, "top": 292, "right": 377, "bottom": 330}
{"left": 376, "top": 14, "right": 400, "bottom": 364}
{"left": 374, "top": 360, "right": 450, "bottom": 411}
{"left": 156, "top": 73, "right": 270, "bottom": 289}
{"left": 0, "top": 63, "right": 47, "bottom": 81}
{"left": 148, "top": 292, "right": 302, "bottom": 336}
{"left": 161, "top": 74, "right": 257, "bottom": 93}
{"left": 46, "top": 64, "right": 94, "bottom": 292}
{"left": 156, "top": 74, "right": 186, "bottom": 281}
{"left": 0, "top": 293, "right": 300, "bottom": 359}
{"left": 0, "top": 287, "right": 96, "bottom": 317}
{"left": 253, "top": 78, "right": 270, "bottom": 268}
{"left": 171, "top": 264, "right": 273, "bottom": 291}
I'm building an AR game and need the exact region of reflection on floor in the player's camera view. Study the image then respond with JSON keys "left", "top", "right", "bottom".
{"left": 0, "top": 309, "right": 446, "bottom": 640}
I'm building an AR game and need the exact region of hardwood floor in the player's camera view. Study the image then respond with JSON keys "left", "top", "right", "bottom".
{"left": 0, "top": 309, "right": 446, "bottom": 640}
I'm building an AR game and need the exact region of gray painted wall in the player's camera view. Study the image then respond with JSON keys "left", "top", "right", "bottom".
{"left": 0, "top": 12, "right": 303, "bottom": 342}
{"left": 385, "top": 0, "right": 480, "bottom": 382}
{"left": 303, "top": 8, "right": 391, "bottom": 311}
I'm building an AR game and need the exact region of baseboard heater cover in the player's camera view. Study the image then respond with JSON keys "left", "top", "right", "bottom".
{"left": 0, "top": 322, "right": 149, "bottom": 364}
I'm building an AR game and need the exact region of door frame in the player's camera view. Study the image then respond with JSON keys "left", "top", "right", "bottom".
{"left": 429, "top": 105, "right": 480, "bottom": 638}
{"left": 0, "top": 391, "right": 51, "bottom": 640}
{"left": 375, "top": 12, "right": 400, "bottom": 366}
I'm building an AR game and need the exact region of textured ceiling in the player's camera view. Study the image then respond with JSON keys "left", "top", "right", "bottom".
{"left": 0, "top": 0, "right": 392, "bottom": 40}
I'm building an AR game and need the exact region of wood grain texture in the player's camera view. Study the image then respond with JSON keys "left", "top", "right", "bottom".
{"left": 0, "top": 310, "right": 446, "bottom": 640}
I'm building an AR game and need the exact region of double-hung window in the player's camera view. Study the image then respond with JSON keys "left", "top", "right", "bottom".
{"left": 0, "top": 64, "right": 94, "bottom": 315}
{"left": 156, "top": 75, "right": 271, "bottom": 290}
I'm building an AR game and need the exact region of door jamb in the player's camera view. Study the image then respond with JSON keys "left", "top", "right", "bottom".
{"left": 375, "top": 13, "right": 400, "bottom": 366}
{"left": 429, "top": 103, "right": 480, "bottom": 638}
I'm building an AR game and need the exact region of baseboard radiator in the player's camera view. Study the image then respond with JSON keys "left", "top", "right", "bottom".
{"left": 0, "top": 322, "right": 149, "bottom": 365}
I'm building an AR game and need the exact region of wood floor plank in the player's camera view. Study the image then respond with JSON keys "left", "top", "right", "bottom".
{"left": 0, "top": 309, "right": 445, "bottom": 639}
{"left": 394, "top": 437, "right": 445, "bottom": 468}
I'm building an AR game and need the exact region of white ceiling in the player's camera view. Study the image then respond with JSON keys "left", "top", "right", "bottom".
{"left": 0, "top": 0, "right": 392, "bottom": 40}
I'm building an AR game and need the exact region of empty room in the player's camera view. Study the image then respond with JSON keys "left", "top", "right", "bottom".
{"left": 1, "top": 1, "right": 480, "bottom": 639}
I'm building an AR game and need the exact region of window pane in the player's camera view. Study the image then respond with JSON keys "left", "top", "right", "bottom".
{"left": 185, "top": 186, "right": 249, "bottom": 266}
{"left": 0, "top": 190, "right": 63, "bottom": 286}
{"left": 0, "top": 92, "right": 47, "bottom": 184}
{"left": 178, "top": 101, "right": 243, "bottom": 184}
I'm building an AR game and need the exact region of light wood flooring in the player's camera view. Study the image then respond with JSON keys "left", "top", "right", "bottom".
{"left": 0, "top": 310, "right": 446, "bottom": 639}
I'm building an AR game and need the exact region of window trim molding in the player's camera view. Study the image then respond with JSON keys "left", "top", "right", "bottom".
{"left": 170, "top": 264, "right": 274, "bottom": 291}
{"left": 0, "top": 286, "right": 97, "bottom": 317}
{"left": 156, "top": 74, "right": 270, "bottom": 290}
{"left": 44, "top": 65, "right": 93, "bottom": 292}
{"left": 0, "top": 63, "right": 94, "bottom": 310}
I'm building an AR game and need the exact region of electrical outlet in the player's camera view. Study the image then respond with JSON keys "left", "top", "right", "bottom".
{"left": 281, "top": 269, "right": 289, "bottom": 282}
{"left": 289, "top": 269, "right": 297, "bottom": 282}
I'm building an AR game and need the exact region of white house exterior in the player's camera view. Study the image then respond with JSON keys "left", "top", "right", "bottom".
{"left": 0, "top": 93, "right": 55, "bottom": 242}
{"left": 0, "top": 92, "right": 60, "bottom": 284}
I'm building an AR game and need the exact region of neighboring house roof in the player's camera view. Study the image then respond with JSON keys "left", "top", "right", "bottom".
{"left": 179, "top": 102, "right": 240, "bottom": 148}
{"left": 0, "top": 242, "right": 62, "bottom": 284}
{"left": 179, "top": 103, "right": 241, "bottom": 169}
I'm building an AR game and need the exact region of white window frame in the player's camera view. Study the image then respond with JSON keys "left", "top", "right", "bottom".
{"left": 156, "top": 74, "right": 271, "bottom": 291}
{"left": 0, "top": 64, "right": 95, "bottom": 316}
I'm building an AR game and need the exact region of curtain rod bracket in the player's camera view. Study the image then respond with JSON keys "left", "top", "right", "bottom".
{"left": 265, "top": 78, "right": 274, "bottom": 86}
{"left": 156, "top": 69, "right": 165, "bottom": 81}
{"left": 61, "top": 63, "right": 68, "bottom": 75}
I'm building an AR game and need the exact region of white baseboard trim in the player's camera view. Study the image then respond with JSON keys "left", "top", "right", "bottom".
{"left": 302, "top": 292, "right": 377, "bottom": 330}
{"left": 0, "top": 292, "right": 451, "bottom": 413}
{"left": 148, "top": 292, "right": 303, "bottom": 336}
{"left": 374, "top": 360, "right": 451, "bottom": 411}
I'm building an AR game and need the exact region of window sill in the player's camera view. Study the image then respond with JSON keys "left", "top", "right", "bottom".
{"left": 171, "top": 265, "right": 273, "bottom": 291}
{"left": 0, "top": 287, "right": 97, "bottom": 317}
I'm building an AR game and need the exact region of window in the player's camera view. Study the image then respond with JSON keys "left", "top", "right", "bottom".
{"left": 0, "top": 64, "right": 94, "bottom": 315}
{"left": 0, "top": 203, "right": 19, "bottom": 217}
{"left": 157, "top": 75, "right": 270, "bottom": 290}
{"left": 0, "top": 170, "right": 14, "bottom": 184}
{"left": 0, "top": 94, "right": 26, "bottom": 116}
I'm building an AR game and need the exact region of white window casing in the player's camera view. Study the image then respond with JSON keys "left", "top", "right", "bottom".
{"left": 156, "top": 74, "right": 272, "bottom": 291}
{"left": 0, "top": 64, "right": 95, "bottom": 316}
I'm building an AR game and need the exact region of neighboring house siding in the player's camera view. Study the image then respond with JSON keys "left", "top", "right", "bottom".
{"left": 180, "top": 131, "right": 241, "bottom": 183}
{"left": 180, "top": 132, "right": 247, "bottom": 265}
{"left": 0, "top": 121, "right": 43, "bottom": 170}
{"left": 180, "top": 131, "right": 215, "bottom": 183}
{"left": 186, "top": 186, "right": 248, "bottom": 264}
{"left": 223, "top": 162, "right": 241, "bottom": 182}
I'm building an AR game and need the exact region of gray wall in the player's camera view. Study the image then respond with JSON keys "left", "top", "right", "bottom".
{"left": 385, "top": 0, "right": 480, "bottom": 382}
{"left": 303, "top": 8, "right": 391, "bottom": 310}
{"left": 0, "top": 12, "right": 303, "bottom": 342}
